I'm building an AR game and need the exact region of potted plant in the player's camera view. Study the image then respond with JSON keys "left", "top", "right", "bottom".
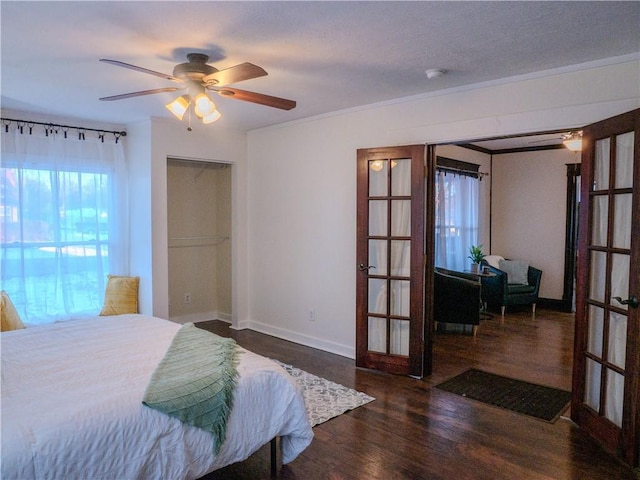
{"left": 467, "top": 244, "right": 485, "bottom": 273}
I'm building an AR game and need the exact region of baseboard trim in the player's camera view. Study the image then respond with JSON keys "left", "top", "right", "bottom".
{"left": 233, "top": 320, "right": 251, "bottom": 330}
{"left": 235, "top": 320, "right": 355, "bottom": 360}
{"left": 537, "top": 298, "right": 569, "bottom": 312}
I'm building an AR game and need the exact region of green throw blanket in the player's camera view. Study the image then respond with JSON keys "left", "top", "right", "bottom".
{"left": 142, "top": 323, "right": 239, "bottom": 453}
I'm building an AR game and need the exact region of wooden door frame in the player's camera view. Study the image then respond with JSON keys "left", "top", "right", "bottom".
{"left": 561, "top": 163, "right": 581, "bottom": 313}
{"left": 423, "top": 144, "right": 436, "bottom": 376}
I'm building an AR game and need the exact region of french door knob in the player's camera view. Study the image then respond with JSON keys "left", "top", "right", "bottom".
{"left": 613, "top": 296, "right": 639, "bottom": 308}
{"left": 358, "top": 263, "right": 376, "bottom": 271}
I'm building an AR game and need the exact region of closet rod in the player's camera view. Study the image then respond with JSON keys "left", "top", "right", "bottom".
{"left": 168, "top": 236, "right": 229, "bottom": 241}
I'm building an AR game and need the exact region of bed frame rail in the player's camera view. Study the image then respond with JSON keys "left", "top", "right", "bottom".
{"left": 270, "top": 436, "right": 281, "bottom": 476}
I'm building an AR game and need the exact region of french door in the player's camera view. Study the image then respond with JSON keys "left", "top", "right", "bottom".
{"left": 572, "top": 108, "right": 640, "bottom": 466}
{"left": 355, "top": 145, "right": 433, "bottom": 377}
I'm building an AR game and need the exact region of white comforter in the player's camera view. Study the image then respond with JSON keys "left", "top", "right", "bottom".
{"left": 1, "top": 315, "right": 313, "bottom": 480}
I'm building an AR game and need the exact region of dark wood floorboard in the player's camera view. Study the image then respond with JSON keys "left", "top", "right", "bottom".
{"left": 197, "top": 309, "right": 636, "bottom": 480}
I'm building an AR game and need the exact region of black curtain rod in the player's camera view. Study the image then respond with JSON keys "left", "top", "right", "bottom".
{"left": 437, "top": 166, "right": 488, "bottom": 179}
{"left": 1, "top": 117, "right": 127, "bottom": 137}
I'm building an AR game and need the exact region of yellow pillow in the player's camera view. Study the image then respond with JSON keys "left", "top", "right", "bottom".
{"left": 1, "top": 291, "right": 26, "bottom": 332}
{"left": 99, "top": 275, "right": 140, "bottom": 316}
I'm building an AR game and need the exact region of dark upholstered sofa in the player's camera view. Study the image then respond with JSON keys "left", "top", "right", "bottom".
{"left": 479, "top": 261, "right": 542, "bottom": 316}
{"left": 434, "top": 267, "right": 481, "bottom": 335}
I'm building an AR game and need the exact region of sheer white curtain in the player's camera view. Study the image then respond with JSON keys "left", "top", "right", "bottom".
{"left": 604, "top": 132, "right": 633, "bottom": 427}
{"left": 434, "top": 170, "right": 479, "bottom": 271}
{"left": 1, "top": 126, "right": 128, "bottom": 324}
{"left": 367, "top": 159, "right": 411, "bottom": 356}
{"left": 389, "top": 160, "right": 411, "bottom": 355}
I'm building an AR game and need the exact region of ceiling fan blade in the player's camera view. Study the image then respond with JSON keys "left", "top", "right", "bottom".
{"left": 203, "top": 62, "right": 268, "bottom": 86}
{"left": 100, "top": 59, "right": 183, "bottom": 83}
{"left": 99, "top": 87, "right": 184, "bottom": 101}
{"left": 213, "top": 87, "right": 296, "bottom": 110}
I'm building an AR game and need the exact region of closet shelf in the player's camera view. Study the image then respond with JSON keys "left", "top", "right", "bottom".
{"left": 168, "top": 235, "right": 230, "bottom": 248}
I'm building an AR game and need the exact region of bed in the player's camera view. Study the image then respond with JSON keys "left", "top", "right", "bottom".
{"left": 1, "top": 314, "right": 314, "bottom": 479}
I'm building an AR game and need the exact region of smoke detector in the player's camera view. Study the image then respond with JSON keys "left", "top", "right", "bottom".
{"left": 425, "top": 69, "right": 446, "bottom": 79}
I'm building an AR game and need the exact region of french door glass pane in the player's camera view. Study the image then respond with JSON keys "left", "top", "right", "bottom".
{"left": 591, "top": 195, "right": 608, "bottom": 246}
{"left": 608, "top": 312, "right": 627, "bottom": 369}
{"left": 587, "top": 305, "right": 604, "bottom": 357}
{"left": 368, "top": 278, "right": 386, "bottom": 314}
{"left": 390, "top": 240, "right": 410, "bottom": 276}
{"left": 611, "top": 253, "right": 630, "bottom": 310}
{"left": 593, "top": 138, "right": 610, "bottom": 191}
{"left": 615, "top": 132, "right": 634, "bottom": 189}
{"left": 369, "top": 239, "right": 387, "bottom": 276}
{"left": 369, "top": 160, "right": 388, "bottom": 196}
{"left": 368, "top": 317, "right": 386, "bottom": 353}
{"left": 613, "top": 194, "right": 632, "bottom": 249}
{"left": 390, "top": 319, "right": 409, "bottom": 355}
{"left": 391, "top": 200, "right": 411, "bottom": 236}
{"left": 369, "top": 200, "right": 387, "bottom": 236}
{"left": 390, "top": 280, "right": 410, "bottom": 317}
{"left": 605, "top": 370, "right": 625, "bottom": 427}
{"left": 585, "top": 358, "right": 602, "bottom": 411}
{"left": 391, "top": 158, "right": 411, "bottom": 196}
{"left": 589, "top": 251, "right": 607, "bottom": 303}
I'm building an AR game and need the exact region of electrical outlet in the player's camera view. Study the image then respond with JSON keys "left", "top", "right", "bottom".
{"left": 184, "top": 293, "right": 191, "bottom": 304}
{"left": 308, "top": 308, "right": 315, "bottom": 322}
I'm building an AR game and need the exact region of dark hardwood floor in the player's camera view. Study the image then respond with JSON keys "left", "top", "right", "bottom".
{"left": 198, "top": 309, "right": 637, "bottom": 479}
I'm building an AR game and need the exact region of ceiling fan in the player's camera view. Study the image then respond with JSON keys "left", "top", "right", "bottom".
{"left": 99, "top": 53, "right": 296, "bottom": 126}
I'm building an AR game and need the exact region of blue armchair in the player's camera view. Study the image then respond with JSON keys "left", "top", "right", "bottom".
{"left": 480, "top": 261, "right": 542, "bottom": 316}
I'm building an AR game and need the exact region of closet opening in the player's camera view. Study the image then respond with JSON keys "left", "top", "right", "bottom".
{"left": 167, "top": 157, "right": 232, "bottom": 324}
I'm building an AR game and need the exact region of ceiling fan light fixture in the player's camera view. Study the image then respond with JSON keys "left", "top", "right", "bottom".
{"left": 202, "top": 110, "right": 222, "bottom": 124}
{"left": 165, "top": 95, "right": 190, "bottom": 120}
{"left": 563, "top": 131, "right": 583, "bottom": 152}
{"left": 193, "top": 93, "right": 216, "bottom": 118}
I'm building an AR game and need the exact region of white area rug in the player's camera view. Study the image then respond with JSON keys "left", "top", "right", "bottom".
{"left": 274, "top": 360, "right": 375, "bottom": 427}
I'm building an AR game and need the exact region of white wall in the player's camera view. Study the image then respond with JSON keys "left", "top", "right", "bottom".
{"left": 127, "top": 118, "right": 247, "bottom": 325}
{"left": 126, "top": 120, "right": 154, "bottom": 315}
{"left": 492, "top": 149, "right": 579, "bottom": 299}
{"left": 246, "top": 58, "right": 640, "bottom": 358}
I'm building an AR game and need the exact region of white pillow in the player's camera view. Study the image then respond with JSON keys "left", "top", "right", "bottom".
{"left": 499, "top": 259, "right": 529, "bottom": 285}
{"left": 484, "top": 255, "right": 504, "bottom": 269}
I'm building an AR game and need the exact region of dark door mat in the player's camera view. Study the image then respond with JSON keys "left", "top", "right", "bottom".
{"left": 436, "top": 368, "right": 572, "bottom": 422}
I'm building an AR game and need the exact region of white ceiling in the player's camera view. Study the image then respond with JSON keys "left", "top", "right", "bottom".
{"left": 2, "top": 1, "right": 639, "bottom": 136}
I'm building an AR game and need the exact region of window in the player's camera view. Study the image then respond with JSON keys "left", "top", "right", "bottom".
{"left": 434, "top": 157, "right": 480, "bottom": 272}
{"left": 1, "top": 126, "right": 128, "bottom": 324}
